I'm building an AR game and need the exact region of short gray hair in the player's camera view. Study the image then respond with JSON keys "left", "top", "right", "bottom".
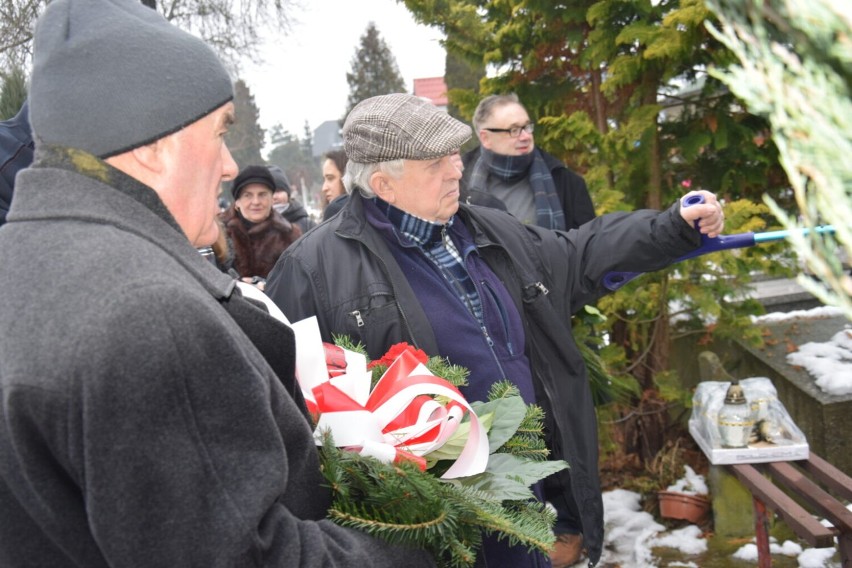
{"left": 472, "top": 93, "right": 522, "bottom": 134}
{"left": 343, "top": 159, "right": 406, "bottom": 198}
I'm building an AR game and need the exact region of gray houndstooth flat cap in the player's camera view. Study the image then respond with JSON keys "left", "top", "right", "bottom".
{"left": 343, "top": 93, "right": 471, "bottom": 164}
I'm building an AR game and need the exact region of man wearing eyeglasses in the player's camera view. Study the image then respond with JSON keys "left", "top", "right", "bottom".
{"left": 462, "top": 93, "right": 596, "bottom": 231}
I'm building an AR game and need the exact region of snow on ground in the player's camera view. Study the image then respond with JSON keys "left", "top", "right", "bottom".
{"left": 665, "top": 465, "right": 708, "bottom": 496}
{"left": 751, "top": 306, "right": 847, "bottom": 324}
{"left": 786, "top": 328, "right": 852, "bottom": 395}
{"left": 731, "top": 536, "right": 838, "bottom": 568}
{"left": 750, "top": 305, "right": 852, "bottom": 396}
{"left": 596, "top": 306, "right": 850, "bottom": 565}
{"left": 598, "top": 469, "right": 842, "bottom": 567}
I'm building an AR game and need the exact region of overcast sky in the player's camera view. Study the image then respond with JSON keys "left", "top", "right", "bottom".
{"left": 241, "top": 1, "right": 447, "bottom": 143}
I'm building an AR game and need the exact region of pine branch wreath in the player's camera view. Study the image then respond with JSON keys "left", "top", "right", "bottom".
{"left": 315, "top": 338, "right": 568, "bottom": 567}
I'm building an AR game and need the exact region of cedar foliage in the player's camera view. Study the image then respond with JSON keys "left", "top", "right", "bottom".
{"left": 706, "top": 0, "right": 852, "bottom": 320}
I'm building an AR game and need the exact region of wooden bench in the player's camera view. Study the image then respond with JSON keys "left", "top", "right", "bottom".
{"left": 728, "top": 452, "right": 852, "bottom": 567}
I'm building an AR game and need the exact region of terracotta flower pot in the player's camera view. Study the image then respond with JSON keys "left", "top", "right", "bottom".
{"left": 657, "top": 490, "right": 711, "bottom": 524}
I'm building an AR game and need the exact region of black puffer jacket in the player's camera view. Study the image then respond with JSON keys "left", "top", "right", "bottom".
{"left": 266, "top": 191, "right": 700, "bottom": 565}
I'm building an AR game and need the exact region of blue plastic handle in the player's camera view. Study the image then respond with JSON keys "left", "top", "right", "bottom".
{"left": 603, "top": 195, "right": 753, "bottom": 291}
{"left": 601, "top": 195, "right": 836, "bottom": 291}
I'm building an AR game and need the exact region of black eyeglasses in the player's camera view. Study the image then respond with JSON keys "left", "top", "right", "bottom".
{"left": 483, "top": 123, "right": 535, "bottom": 137}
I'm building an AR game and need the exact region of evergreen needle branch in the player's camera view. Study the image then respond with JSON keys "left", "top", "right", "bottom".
{"left": 328, "top": 509, "right": 450, "bottom": 532}
{"left": 316, "top": 367, "right": 563, "bottom": 567}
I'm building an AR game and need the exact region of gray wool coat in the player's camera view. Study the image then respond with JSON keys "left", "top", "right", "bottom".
{"left": 0, "top": 150, "right": 434, "bottom": 568}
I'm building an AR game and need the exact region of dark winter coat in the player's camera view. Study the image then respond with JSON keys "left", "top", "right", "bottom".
{"left": 280, "top": 199, "right": 316, "bottom": 234}
{"left": 0, "top": 100, "right": 34, "bottom": 227}
{"left": 0, "top": 147, "right": 434, "bottom": 568}
{"left": 461, "top": 146, "right": 596, "bottom": 230}
{"left": 224, "top": 206, "right": 302, "bottom": 279}
{"left": 266, "top": 191, "right": 700, "bottom": 566}
{"left": 322, "top": 194, "right": 349, "bottom": 221}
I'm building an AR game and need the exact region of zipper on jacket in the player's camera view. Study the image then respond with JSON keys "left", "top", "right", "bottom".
{"left": 481, "top": 325, "right": 494, "bottom": 348}
{"left": 522, "top": 281, "right": 550, "bottom": 302}
{"left": 337, "top": 231, "right": 420, "bottom": 348}
{"left": 481, "top": 279, "right": 515, "bottom": 356}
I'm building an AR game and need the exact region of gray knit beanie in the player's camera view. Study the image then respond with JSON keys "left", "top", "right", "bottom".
{"left": 29, "top": 0, "right": 234, "bottom": 158}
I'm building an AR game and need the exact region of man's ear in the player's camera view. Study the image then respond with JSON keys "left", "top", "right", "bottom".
{"left": 130, "top": 139, "right": 167, "bottom": 174}
{"left": 478, "top": 130, "right": 492, "bottom": 150}
{"left": 104, "top": 139, "right": 163, "bottom": 184}
{"left": 370, "top": 171, "right": 394, "bottom": 203}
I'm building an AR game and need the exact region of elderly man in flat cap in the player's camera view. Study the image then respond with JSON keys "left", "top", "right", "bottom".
{"left": 266, "top": 93, "right": 724, "bottom": 568}
{"left": 0, "top": 2, "right": 436, "bottom": 567}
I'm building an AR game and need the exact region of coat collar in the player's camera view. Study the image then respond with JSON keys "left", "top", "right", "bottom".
{"left": 10, "top": 146, "right": 236, "bottom": 299}
{"left": 337, "top": 189, "right": 497, "bottom": 249}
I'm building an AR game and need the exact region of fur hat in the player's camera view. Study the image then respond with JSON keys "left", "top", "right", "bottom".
{"left": 343, "top": 94, "right": 471, "bottom": 164}
{"left": 29, "top": 0, "right": 233, "bottom": 158}
{"left": 231, "top": 165, "right": 275, "bottom": 200}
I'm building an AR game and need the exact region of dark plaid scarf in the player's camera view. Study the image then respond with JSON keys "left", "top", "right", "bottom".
{"left": 468, "top": 147, "right": 566, "bottom": 230}
{"left": 373, "top": 198, "right": 484, "bottom": 325}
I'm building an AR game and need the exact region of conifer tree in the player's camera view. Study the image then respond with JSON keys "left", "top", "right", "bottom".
{"left": 343, "top": 22, "right": 407, "bottom": 121}
{"left": 267, "top": 127, "right": 320, "bottom": 207}
{"left": 225, "top": 79, "right": 265, "bottom": 172}
{"left": 0, "top": 65, "right": 28, "bottom": 121}
{"left": 268, "top": 123, "right": 289, "bottom": 148}
{"left": 444, "top": 38, "right": 483, "bottom": 154}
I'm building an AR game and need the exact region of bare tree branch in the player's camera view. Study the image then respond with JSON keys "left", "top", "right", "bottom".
{"left": 0, "top": 0, "right": 301, "bottom": 74}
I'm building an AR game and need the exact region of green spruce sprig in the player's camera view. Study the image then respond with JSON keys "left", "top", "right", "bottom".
{"left": 486, "top": 381, "right": 550, "bottom": 462}
{"left": 331, "top": 334, "right": 471, "bottom": 389}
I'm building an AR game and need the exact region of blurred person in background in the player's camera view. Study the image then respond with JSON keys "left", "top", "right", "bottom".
{"left": 0, "top": 99, "right": 34, "bottom": 227}
{"left": 462, "top": 93, "right": 595, "bottom": 231}
{"left": 321, "top": 148, "right": 349, "bottom": 221}
{"left": 223, "top": 164, "right": 301, "bottom": 288}
{"left": 269, "top": 164, "right": 315, "bottom": 233}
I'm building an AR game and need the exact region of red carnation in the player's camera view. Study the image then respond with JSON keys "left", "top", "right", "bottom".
{"left": 367, "top": 342, "right": 429, "bottom": 369}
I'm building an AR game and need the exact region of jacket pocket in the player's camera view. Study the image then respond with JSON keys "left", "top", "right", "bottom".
{"left": 337, "top": 292, "right": 407, "bottom": 358}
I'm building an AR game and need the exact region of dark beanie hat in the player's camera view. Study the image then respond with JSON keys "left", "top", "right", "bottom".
{"left": 29, "top": 0, "right": 234, "bottom": 158}
{"left": 231, "top": 165, "right": 276, "bottom": 200}
{"left": 267, "top": 165, "right": 292, "bottom": 196}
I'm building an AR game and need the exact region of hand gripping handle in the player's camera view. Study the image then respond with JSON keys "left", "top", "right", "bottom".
{"left": 602, "top": 195, "right": 755, "bottom": 291}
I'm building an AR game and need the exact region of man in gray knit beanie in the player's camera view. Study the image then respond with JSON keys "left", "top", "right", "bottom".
{"left": 29, "top": 0, "right": 234, "bottom": 159}
{"left": 0, "top": 2, "right": 436, "bottom": 567}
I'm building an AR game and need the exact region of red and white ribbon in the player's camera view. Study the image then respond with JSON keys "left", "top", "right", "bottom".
{"left": 290, "top": 316, "right": 489, "bottom": 479}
